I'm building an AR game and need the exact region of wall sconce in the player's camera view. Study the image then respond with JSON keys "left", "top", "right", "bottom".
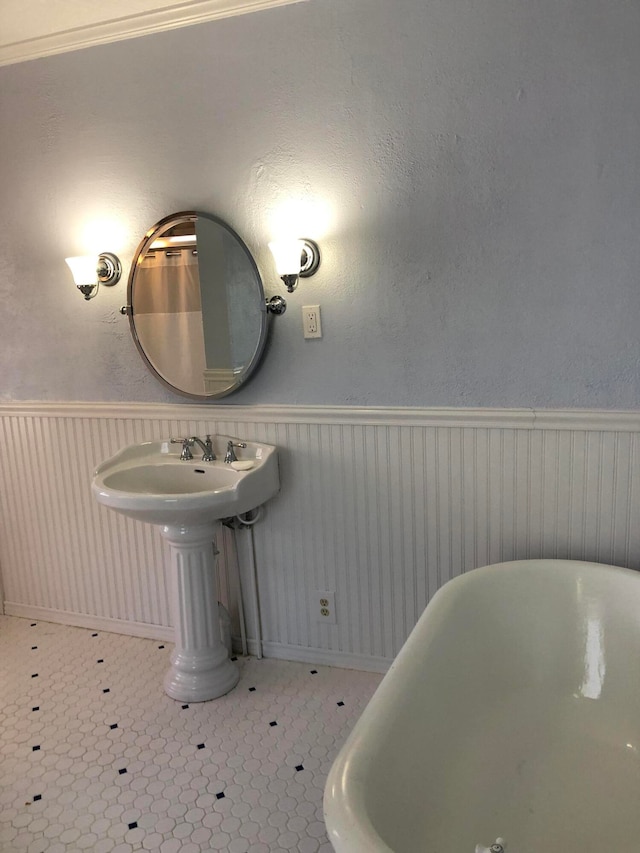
{"left": 65, "top": 252, "right": 122, "bottom": 300}
{"left": 268, "top": 238, "right": 320, "bottom": 293}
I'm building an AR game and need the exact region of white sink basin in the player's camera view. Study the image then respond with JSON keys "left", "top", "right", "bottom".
{"left": 92, "top": 436, "right": 279, "bottom": 526}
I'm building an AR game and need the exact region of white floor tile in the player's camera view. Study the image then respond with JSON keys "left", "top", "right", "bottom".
{"left": 0, "top": 616, "right": 381, "bottom": 851}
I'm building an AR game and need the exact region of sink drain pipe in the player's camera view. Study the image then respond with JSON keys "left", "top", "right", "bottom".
{"left": 227, "top": 526, "right": 248, "bottom": 658}
{"left": 224, "top": 507, "right": 264, "bottom": 660}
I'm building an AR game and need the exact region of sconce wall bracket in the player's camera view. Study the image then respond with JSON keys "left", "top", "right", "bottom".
{"left": 299, "top": 239, "right": 320, "bottom": 278}
{"left": 97, "top": 252, "right": 122, "bottom": 286}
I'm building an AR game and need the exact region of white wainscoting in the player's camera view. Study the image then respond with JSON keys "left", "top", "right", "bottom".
{"left": 1, "top": 402, "right": 640, "bottom": 672}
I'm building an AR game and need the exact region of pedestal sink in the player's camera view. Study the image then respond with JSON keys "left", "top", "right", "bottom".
{"left": 92, "top": 435, "right": 279, "bottom": 702}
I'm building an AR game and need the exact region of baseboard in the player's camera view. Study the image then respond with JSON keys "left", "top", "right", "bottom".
{"left": 241, "top": 638, "right": 391, "bottom": 673}
{"left": 3, "top": 602, "right": 175, "bottom": 643}
{"left": 3, "top": 604, "right": 390, "bottom": 673}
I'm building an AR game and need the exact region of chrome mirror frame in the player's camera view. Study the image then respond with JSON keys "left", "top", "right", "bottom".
{"left": 123, "top": 210, "right": 269, "bottom": 400}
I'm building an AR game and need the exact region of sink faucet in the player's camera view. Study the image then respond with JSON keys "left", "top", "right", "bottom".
{"left": 191, "top": 435, "right": 216, "bottom": 462}
{"left": 170, "top": 435, "right": 215, "bottom": 462}
{"left": 224, "top": 440, "right": 247, "bottom": 463}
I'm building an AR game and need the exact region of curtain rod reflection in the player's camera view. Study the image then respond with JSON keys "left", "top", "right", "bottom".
{"left": 144, "top": 249, "right": 198, "bottom": 259}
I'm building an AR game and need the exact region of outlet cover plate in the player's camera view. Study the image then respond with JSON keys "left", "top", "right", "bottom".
{"left": 312, "top": 589, "right": 336, "bottom": 624}
{"left": 303, "top": 305, "right": 322, "bottom": 338}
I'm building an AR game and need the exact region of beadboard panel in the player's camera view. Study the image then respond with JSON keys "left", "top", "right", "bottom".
{"left": 1, "top": 404, "right": 640, "bottom": 669}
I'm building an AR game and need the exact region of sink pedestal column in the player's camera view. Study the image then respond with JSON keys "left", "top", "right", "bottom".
{"left": 161, "top": 522, "right": 239, "bottom": 702}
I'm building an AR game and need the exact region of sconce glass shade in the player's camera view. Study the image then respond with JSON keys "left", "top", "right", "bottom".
{"left": 66, "top": 255, "right": 100, "bottom": 300}
{"left": 65, "top": 255, "right": 98, "bottom": 286}
{"left": 268, "top": 240, "right": 305, "bottom": 275}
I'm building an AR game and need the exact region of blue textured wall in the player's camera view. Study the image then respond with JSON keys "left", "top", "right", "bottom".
{"left": 1, "top": 0, "right": 639, "bottom": 407}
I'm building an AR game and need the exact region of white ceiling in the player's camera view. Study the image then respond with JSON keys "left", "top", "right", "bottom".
{"left": 0, "top": 0, "right": 306, "bottom": 66}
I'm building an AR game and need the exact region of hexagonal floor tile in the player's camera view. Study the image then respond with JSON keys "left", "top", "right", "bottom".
{"left": 0, "top": 616, "right": 381, "bottom": 851}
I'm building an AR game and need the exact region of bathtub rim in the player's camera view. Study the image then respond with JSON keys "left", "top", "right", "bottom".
{"left": 323, "top": 558, "right": 640, "bottom": 853}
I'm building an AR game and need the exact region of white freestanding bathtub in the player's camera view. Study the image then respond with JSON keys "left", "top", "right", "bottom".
{"left": 324, "top": 559, "right": 640, "bottom": 852}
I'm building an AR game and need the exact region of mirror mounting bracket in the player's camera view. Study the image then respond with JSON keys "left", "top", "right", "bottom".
{"left": 265, "top": 295, "right": 287, "bottom": 315}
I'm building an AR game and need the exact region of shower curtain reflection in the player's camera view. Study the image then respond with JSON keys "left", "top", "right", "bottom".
{"left": 133, "top": 249, "right": 207, "bottom": 396}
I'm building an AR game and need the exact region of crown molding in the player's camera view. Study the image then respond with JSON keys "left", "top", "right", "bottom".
{"left": 0, "top": 0, "right": 307, "bottom": 67}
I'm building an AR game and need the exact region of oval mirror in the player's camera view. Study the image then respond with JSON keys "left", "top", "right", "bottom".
{"left": 126, "top": 211, "right": 267, "bottom": 399}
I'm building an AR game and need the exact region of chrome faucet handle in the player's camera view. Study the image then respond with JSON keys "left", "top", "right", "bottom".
{"left": 170, "top": 437, "right": 194, "bottom": 461}
{"left": 224, "top": 441, "right": 247, "bottom": 464}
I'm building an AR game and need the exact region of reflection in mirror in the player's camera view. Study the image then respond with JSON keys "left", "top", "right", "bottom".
{"left": 127, "top": 212, "right": 267, "bottom": 399}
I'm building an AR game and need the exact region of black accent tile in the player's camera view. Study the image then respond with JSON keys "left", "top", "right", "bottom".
{"left": 197, "top": 743, "right": 205, "bottom": 750}
{"left": 103, "top": 689, "right": 110, "bottom": 694}
{"left": 310, "top": 670, "right": 318, "bottom": 674}
{"left": 337, "top": 701, "right": 345, "bottom": 707}
{"left": 269, "top": 721, "right": 277, "bottom": 727}
{"left": 295, "top": 764, "right": 304, "bottom": 772}
{"left": 118, "top": 768, "right": 127, "bottom": 775}
{"left": 215, "top": 791, "right": 225, "bottom": 800}
{"left": 32, "top": 706, "right": 39, "bottom": 712}
{"left": 91, "top": 633, "right": 98, "bottom": 637}
{"left": 31, "top": 673, "right": 38, "bottom": 678}
{"left": 109, "top": 724, "right": 118, "bottom": 730}
{"left": 33, "top": 794, "right": 42, "bottom": 801}
{"left": 31, "top": 646, "right": 37, "bottom": 650}
{"left": 30, "top": 623, "right": 37, "bottom": 627}
{"left": 128, "top": 822, "right": 138, "bottom": 830}
{"left": 97, "top": 659, "right": 104, "bottom": 664}
{"left": 32, "top": 745, "right": 40, "bottom": 752}
{"left": 158, "top": 645, "right": 165, "bottom": 649}
{"left": 181, "top": 704, "right": 189, "bottom": 710}
{"left": 248, "top": 687, "right": 256, "bottom": 692}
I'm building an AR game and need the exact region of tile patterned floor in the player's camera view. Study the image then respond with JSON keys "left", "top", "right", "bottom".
{"left": 0, "top": 616, "right": 382, "bottom": 852}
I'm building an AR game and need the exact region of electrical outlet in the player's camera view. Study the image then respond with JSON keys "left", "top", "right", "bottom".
{"left": 303, "top": 305, "right": 322, "bottom": 339}
{"left": 312, "top": 590, "right": 336, "bottom": 624}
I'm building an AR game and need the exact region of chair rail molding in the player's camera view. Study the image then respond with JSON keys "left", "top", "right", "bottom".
{"left": 3, "top": 400, "right": 640, "bottom": 430}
